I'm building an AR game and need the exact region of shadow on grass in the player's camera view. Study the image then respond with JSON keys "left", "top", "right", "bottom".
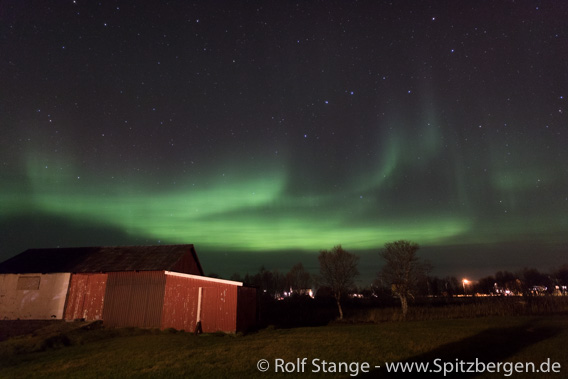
{"left": 259, "top": 296, "right": 339, "bottom": 328}
{"left": 358, "top": 320, "right": 562, "bottom": 378}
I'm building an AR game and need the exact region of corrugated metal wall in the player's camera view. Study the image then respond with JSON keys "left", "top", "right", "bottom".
{"left": 64, "top": 273, "right": 107, "bottom": 321}
{"left": 59, "top": 270, "right": 256, "bottom": 332}
{"left": 236, "top": 286, "right": 258, "bottom": 332}
{"left": 201, "top": 285, "right": 238, "bottom": 332}
{"left": 161, "top": 275, "right": 200, "bottom": 331}
{"left": 103, "top": 271, "right": 166, "bottom": 328}
{"left": 162, "top": 274, "right": 239, "bottom": 332}
{"left": 171, "top": 250, "right": 202, "bottom": 275}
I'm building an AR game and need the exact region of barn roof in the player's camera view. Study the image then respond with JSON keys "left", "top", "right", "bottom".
{"left": 0, "top": 244, "right": 203, "bottom": 275}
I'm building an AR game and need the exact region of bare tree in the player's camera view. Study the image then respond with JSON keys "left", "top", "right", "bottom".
{"left": 245, "top": 266, "right": 287, "bottom": 298}
{"left": 318, "top": 245, "right": 359, "bottom": 320}
{"left": 286, "top": 263, "right": 311, "bottom": 295}
{"left": 379, "top": 240, "right": 430, "bottom": 319}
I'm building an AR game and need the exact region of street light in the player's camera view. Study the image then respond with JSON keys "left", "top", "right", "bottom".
{"left": 462, "top": 279, "right": 469, "bottom": 296}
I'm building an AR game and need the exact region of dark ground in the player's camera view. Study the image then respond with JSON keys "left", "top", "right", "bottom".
{"left": 0, "top": 320, "right": 100, "bottom": 342}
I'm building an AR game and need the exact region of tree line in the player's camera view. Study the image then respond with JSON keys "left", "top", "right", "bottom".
{"left": 217, "top": 241, "right": 568, "bottom": 321}
{"left": 218, "top": 240, "right": 429, "bottom": 320}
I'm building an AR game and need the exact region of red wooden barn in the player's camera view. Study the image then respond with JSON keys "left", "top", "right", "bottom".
{"left": 0, "top": 245, "right": 257, "bottom": 333}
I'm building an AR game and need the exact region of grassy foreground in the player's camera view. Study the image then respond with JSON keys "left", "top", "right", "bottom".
{"left": 0, "top": 315, "right": 567, "bottom": 378}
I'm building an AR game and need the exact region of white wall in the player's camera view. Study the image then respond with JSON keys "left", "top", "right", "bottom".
{"left": 0, "top": 273, "right": 71, "bottom": 320}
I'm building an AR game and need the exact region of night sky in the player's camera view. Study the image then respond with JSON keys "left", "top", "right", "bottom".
{"left": 1, "top": 1, "right": 567, "bottom": 283}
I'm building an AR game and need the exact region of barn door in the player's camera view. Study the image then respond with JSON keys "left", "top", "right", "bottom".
{"left": 200, "top": 287, "right": 220, "bottom": 332}
{"left": 200, "top": 286, "right": 235, "bottom": 333}
{"left": 103, "top": 272, "right": 166, "bottom": 328}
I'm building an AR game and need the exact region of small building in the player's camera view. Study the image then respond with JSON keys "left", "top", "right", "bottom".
{"left": 0, "top": 245, "right": 256, "bottom": 333}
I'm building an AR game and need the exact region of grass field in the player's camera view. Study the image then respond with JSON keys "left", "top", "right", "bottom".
{"left": 0, "top": 315, "right": 566, "bottom": 378}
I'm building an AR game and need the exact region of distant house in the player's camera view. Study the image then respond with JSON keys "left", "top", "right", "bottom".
{"left": 0, "top": 245, "right": 257, "bottom": 333}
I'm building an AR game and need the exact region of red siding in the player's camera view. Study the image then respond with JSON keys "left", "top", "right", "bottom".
{"left": 171, "top": 248, "right": 203, "bottom": 275}
{"left": 161, "top": 275, "right": 200, "bottom": 331}
{"left": 64, "top": 273, "right": 107, "bottom": 321}
{"left": 162, "top": 274, "right": 239, "bottom": 332}
{"left": 201, "top": 285, "right": 238, "bottom": 332}
{"left": 103, "top": 271, "right": 166, "bottom": 328}
{"left": 62, "top": 270, "right": 256, "bottom": 332}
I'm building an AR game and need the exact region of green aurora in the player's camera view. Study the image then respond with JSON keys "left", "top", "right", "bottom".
{"left": 1, "top": 2, "right": 567, "bottom": 279}
{"left": 2, "top": 120, "right": 565, "bottom": 256}
{"left": 3, "top": 149, "right": 474, "bottom": 251}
